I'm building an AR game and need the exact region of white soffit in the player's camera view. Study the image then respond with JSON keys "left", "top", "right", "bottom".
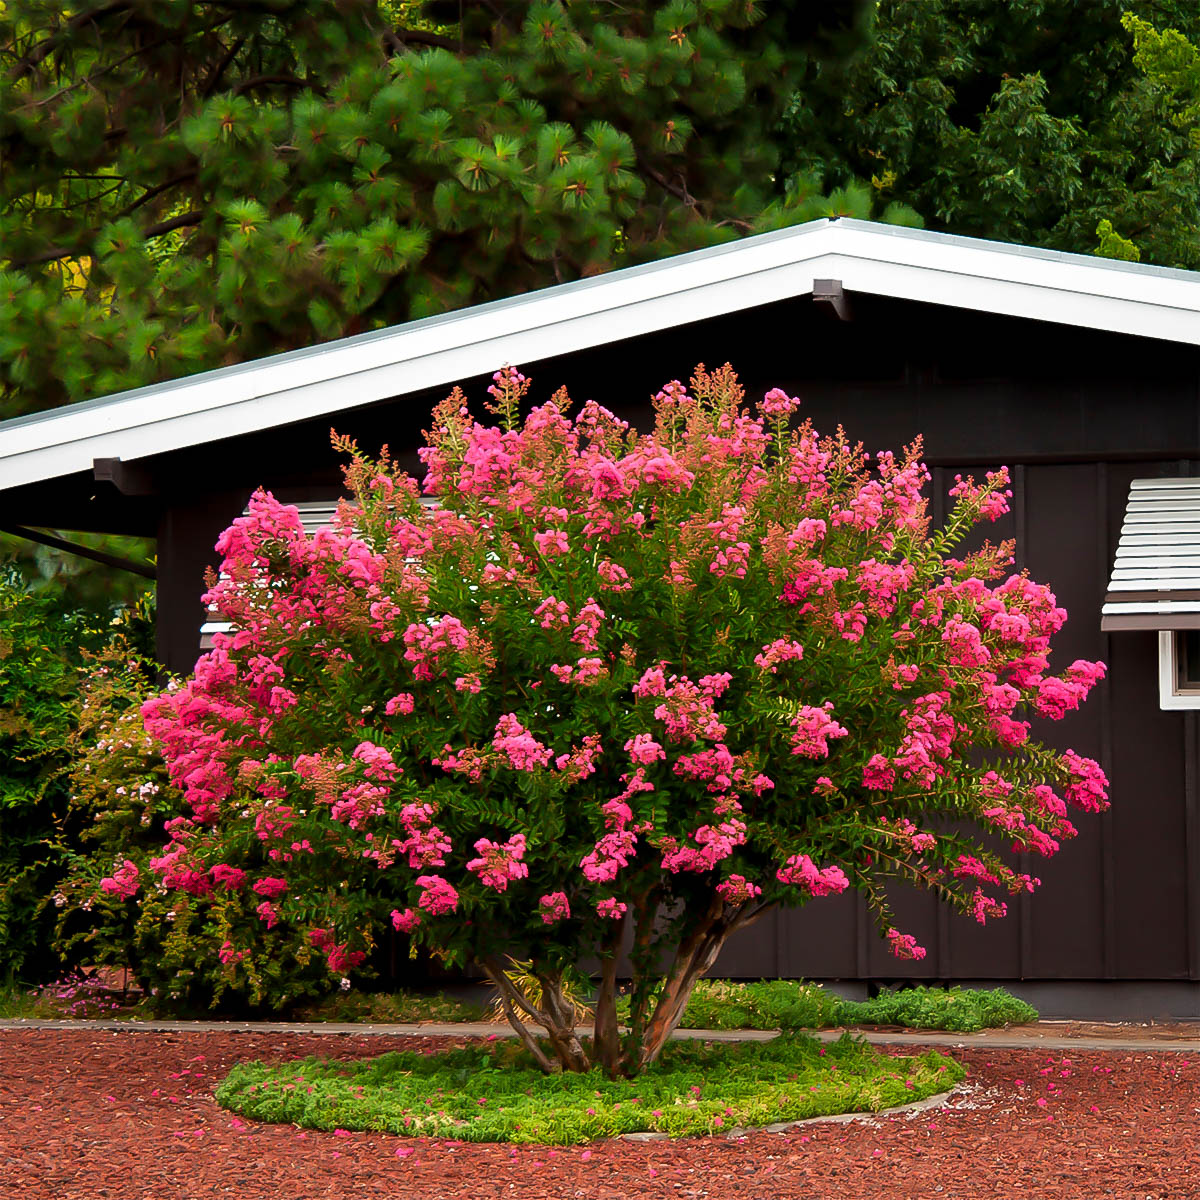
{"left": 1102, "top": 478, "right": 1200, "bottom": 631}
{"left": 4, "top": 216, "right": 1200, "bottom": 493}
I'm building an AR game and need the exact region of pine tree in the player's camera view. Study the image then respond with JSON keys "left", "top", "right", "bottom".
{"left": 0, "top": 0, "right": 876, "bottom": 416}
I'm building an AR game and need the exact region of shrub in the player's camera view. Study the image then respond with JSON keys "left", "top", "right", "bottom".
{"left": 54, "top": 642, "right": 334, "bottom": 1014}
{"left": 121, "top": 364, "right": 1106, "bottom": 1075}
{"left": 0, "top": 570, "right": 113, "bottom": 982}
{"left": 836, "top": 985, "right": 1038, "bottom": 1033}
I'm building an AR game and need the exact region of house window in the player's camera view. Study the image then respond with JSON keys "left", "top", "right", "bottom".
{"left": 1158, "top": 630, "right": 1200, "bottom": 709}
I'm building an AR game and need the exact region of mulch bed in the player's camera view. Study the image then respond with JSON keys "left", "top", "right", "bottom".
{"left": 1, "top": 1028, "right": 1197, "bottom": 1199}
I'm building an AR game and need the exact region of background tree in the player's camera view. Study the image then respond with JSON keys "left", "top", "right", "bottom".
{"left": 780, "top": 0, "right": 1200, "bottom": 266}
{"left": 0, "top": 573, "right": 152, "bottom": 984}
{"left": 0, "top": 0, "right": 884, "bottom": 417}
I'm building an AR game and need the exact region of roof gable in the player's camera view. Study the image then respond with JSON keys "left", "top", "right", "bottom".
{"left": 3, "top": 217, "right": 1200, "bottom": 493}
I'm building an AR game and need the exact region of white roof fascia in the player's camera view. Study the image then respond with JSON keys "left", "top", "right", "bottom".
{"left": 4, "top": 217, "right": 1200, "bottom": 493}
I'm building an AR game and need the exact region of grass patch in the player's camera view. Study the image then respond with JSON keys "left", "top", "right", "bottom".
{"left": 677, "top": 981, "right": 1037, "bottom": 1034}
{"left": 0, "top": 971, "right": 135, "bottom": 1019}
{"left": 216, "top": 1034, "right": 963, "bottom": 1144}
{"left": 0, "top": 981, "right": 44, "bottom": 1019}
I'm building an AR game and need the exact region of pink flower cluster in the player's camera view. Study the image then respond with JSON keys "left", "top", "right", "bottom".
{"left": 402, "top": 615, "right": 471, "bottom": 682}
{"left": 886, "top": 928, "right": 927, "bottom": 960}
{"left": 466, "top": 833, "right": 529, "bottom": 892}
{"left": 949, "top": 468, "right": 1012, "bottom": 522}
{"left": 393, "top": 802, "right": 453, "bottom": 868}
{"left": 636, "top": 669, "right": 729, "bottom": 743}
{"left": 753, "top": 638, "right": 805, "bottom": 674}
{"left": 99, "top": 859, "right": 140, "bottom": 900}
{"left": 416, "top": 874, "right": 459, "bottom": 915}
{"left": 539, "top": 892, "right": 571, "bottom": 924}
{"left": 581, "top": 797, "right": 644, "bottom": 883}
{"left": 789, "top": 703, "right": 849, "bottom": 759}
{"left": 776, "top": 854, "right": 849, "bottom": 897}
{"left": 716, "top": 874, "right": 762, "bottom": 904}
{"left": 391, "top": 907, "right": 421, "bottom": 934}
{"left": 492, "top": 714, "right": 552, "bottom": 771}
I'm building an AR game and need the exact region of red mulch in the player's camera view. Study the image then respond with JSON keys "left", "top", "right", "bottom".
{"left": 1, "top": 1029, "right": 1197, "bottom": 1199}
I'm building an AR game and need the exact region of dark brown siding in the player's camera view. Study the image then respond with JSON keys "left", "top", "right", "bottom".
{"left": 131, "top": 291, "right": 1200, "bottom": 987}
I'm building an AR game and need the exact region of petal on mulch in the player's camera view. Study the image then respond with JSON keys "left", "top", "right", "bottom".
{"left": 1, "top": 1029, "right": 1199, "bottom": 1199}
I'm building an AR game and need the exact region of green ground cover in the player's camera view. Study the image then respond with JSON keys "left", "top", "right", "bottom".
{"left": 215, "top": 1034, "right": 964, "bottom": 1144}
{"left": 677, "top": 980, "right": 1038, "bottom": 1034}
{"left": 0, "top": 976, "right": 1038, "bottom": 1033}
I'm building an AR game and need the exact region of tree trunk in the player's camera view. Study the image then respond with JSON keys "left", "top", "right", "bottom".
{"left": 536, "top": 970, "right": 592, "bottom": 1073}
{"left": 634, "top": 922, "right": 729, "bottom": 1072}
{"left": 481, "top": 959, "right": 558, "bottom": 1074}
{"left": 592, "top": 947, "right": 621, "bottom": 1077}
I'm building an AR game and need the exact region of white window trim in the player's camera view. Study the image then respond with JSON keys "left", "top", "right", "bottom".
{"left": 1158, "top": 630, "right": 1200, "bottom": 709}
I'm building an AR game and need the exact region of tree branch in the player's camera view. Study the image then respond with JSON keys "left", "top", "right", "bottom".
{"left": 386, "top": 27, "right": 473, "bottom": 54}
{"left": 201, "top": 34, "right": 246, "bottom": 98}
{"left": 11, "top": 2, "right": 131, "bottom": 80}
{"left": 5, "top": 210, "right": 202, "bottom": 270}
{"left": 480, "top": 960, "right": 557, "bottom": 1073}
{"left": 116, "top": 171, "right": 198, "bottom": 220}
{"left": 232, "top": 72, "right": 319, "bottom": 96}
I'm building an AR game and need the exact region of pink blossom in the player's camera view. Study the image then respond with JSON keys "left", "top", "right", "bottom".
{"left": 625, "top": 734, "right": 666, "bottom": 765}
{"left": 210, "top": 864, "right": 246, "bottom": 891}
{"left": 492, "top": 714, "right": 552, "bottom": 771}
{"left": 596, "top": 560, "right": 632, "bottom": 591}
{"left": 251, "top": 876, "right": 288, "bottom": 900}
{"left": 466, "top": 834, "right": 529, "bottom": 892}
{"left": 1060, "top": 750, "right": 1109, "bottom": 813}
{"left": 885, "top": 928, "right": 927, "bottom": 960}
{"left": 789, "top": 703, "right": 849, "bottom": 759}
{"left": 538, "top": 892, "right": 571, "bottom": 924}
{"left": 391, "top": 908, "right": 421, "bottom": 934}
{"left": 760, "top": 387, "right": 801, "bottom": 419}
{"left": 99, "top": 859, "right": 140, "bottom": 900}
{"left": 596, "top": 897, "right": 627, "bottom": 920}
{"left": 352, "top": 741, "right": 400, "bottom": 781}
{"left": 325, "top": 943, "right": 365, "bottom": 973}
{"left": 416, "top": 874, "right": 459, "bottom": 915}
{"left": 385, "top": 693, "right": 415, "bottom": 716}
{"left": 776, "top": 854, "right": 849, "bottom": 897}
{"left": 534, "top": 529, "right": 570, "bottom": 558}
{"left": 754, "top": 638, "right": 805, "bottom": 673}
{"left": 716, "top": 875, "right": 762, "bottom": 904}
{"left": 949, "top": 468, "right": 1011, "bottom": 522}
{"left": 534, "top": 596, "right": 571, "bottom": 629}
{"left": 255, "top": 900, "right": 280, "bottom": 929}
{"left": 862, "top": 754, "right": 895, "bottom": 791}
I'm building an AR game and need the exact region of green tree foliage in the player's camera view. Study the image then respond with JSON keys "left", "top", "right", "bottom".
{"left": 779, "top": 1, "right": 1200, "bottom": 267}
{"left": 0, "top": 571, "right": 154, "bottom": 983}
{"left": 0, "top": 530, "right": 155, "bottom": 610}
{"left": 0, "top": 574, "right": 102, "bottom": 980}
{"left": 0, "top": 0, "right": 880, "bottom": 417}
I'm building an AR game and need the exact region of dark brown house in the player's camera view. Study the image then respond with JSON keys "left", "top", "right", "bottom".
{"left": 4, "top": 217, "right": 1200, "bottom": 1018}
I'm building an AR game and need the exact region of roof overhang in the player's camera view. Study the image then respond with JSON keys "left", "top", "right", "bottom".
{"left": 1103, "top": 478, "right": 1200, "bottom": 631}
{"left": 5, "top": 217, "right": 1200, "bottom": 495}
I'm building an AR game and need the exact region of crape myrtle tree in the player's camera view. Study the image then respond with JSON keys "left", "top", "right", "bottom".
{"left": 110, "top": 366, "right": 1109, "bottom": 1076}
{"left": 0, "top": 0, "right": 884, "bottom": 416}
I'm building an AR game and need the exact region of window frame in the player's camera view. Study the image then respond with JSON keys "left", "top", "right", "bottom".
{"left": 1158, "top": 630, "right": 1200, "bottom": 709}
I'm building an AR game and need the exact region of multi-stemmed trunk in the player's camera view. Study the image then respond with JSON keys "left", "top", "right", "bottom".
{"left": 481, "top": 895, "right": 769, "bottom": 1078}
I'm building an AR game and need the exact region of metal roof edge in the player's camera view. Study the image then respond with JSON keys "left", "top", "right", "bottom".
{"left": 4, "top": 218, "right": 1200, "bottom": 493}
